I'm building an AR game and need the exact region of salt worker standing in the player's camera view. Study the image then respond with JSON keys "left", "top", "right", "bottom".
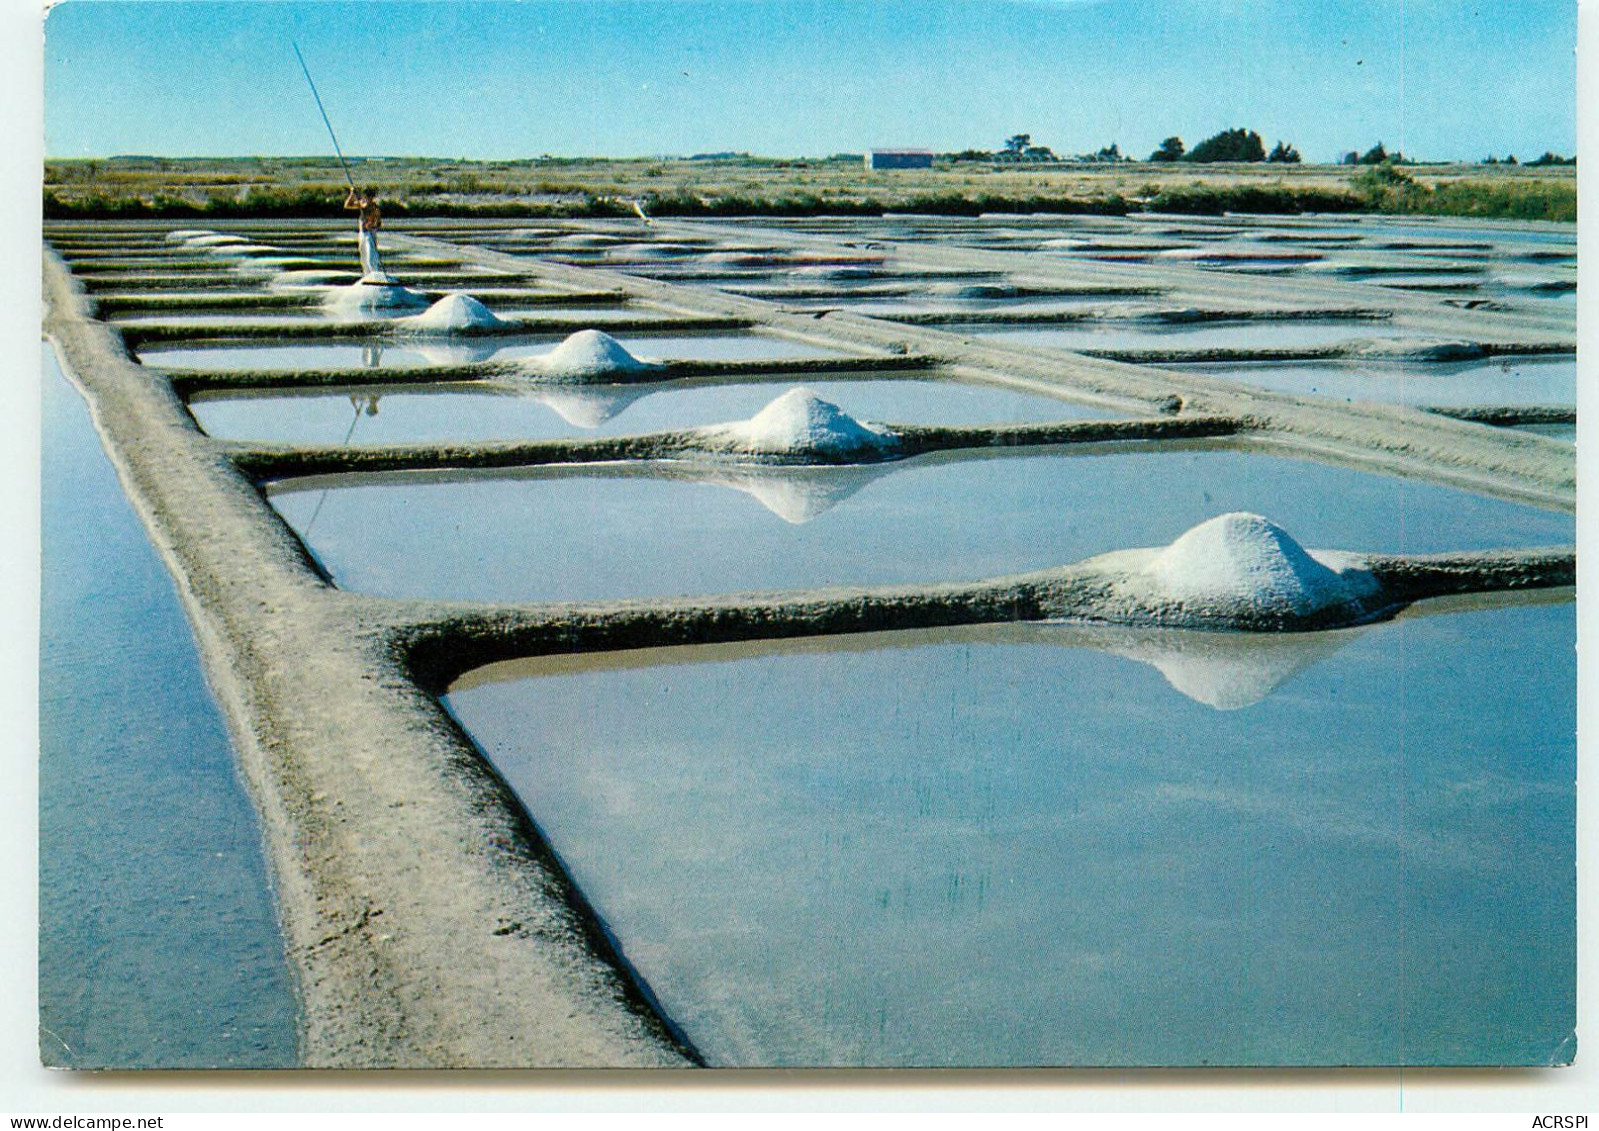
{"left": 344, "top": 186, "right": 386, "bottom": 280}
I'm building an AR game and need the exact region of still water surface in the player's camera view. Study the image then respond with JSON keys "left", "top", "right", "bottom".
{"left": 268, "top": 446, "right": 1573, "bottom": 605}
{"left": 447, "top": 601, "right": 1575, "bottom": 1066}
{"left": 191, "top": 375, "right": 1106, "bottom": 443}
{"left": 40, "top": 349, "right": 297, "bottom": 1068}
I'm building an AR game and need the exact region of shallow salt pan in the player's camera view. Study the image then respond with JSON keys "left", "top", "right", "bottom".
{"left": 267, "top": 447, "right": 1572, "bottom": 605}
{"left": 957, "top": 319, "right": 1406, "bottom": 352}
{"left": 190, "top": 375, "right": 1104, "bottom": 445}
{"left": 141, "top": 332, "right": 849, "bottom": 372}
{"left": 1180, "top": 355, "right": 1576, "bottom": 409}
{"left": 445, "top": 600, "right": 1574, "bottom": 1066}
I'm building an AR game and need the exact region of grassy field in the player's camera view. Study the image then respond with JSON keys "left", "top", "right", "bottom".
{"left": 42, "top": 154, "right": 1577, "bottom": 222}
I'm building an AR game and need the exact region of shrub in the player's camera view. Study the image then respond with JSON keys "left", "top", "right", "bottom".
{"left": 1149, "top": 137, "right": 1185, "bottom": 162}
{"left": 1185, "top": 128, "right": 1266, "bottom": 163}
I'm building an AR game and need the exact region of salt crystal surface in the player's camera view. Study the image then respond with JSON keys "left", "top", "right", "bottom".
{"left": 1350, "top": 339, "right": 1487, "bottom": 361}
{"left": 1123, "top": 512, "right": 1376, "bottom": 623}
{"left": 397, "top": 292, "right": 506, "bottom": 333}
{"left": 320, "top": 280, "right": 431, "bottom": 317}
{"left": 699, "top": 388, "right": 896, "bottom": 460}
{"left": 518, "top": 330, "right": 663, "bottom": 381}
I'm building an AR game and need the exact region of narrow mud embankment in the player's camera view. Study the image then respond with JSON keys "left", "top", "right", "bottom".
{"left": 44, "top": 252, "right": 697, "bottom": 1069}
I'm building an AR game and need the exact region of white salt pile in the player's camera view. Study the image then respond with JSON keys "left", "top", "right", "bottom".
{"left": 1146, "top": 513, "right": 1369, "bottom": 617}
{"left": 1105, "top": 513, "right": 1377, "bottom": 626}
{"left": 698, "top": 388, "right": 897, "bottom": 461}
{"left": 182, "top": 233, "right": 249, "bottom": 248}
{"left": 234, "top": 256, "right": 316, "bottom": 276}
{"left": 396, "top": 292, "right": 507, "bottom": 333}
{"left": 165, "top": 229, "right": 214, "bottom": 243}
{"left": 793, "top": 265, "right": 879, "bottom": 280}
{"left": 321, "top": 280, "right": 431, "bottom": 317}
{"left": 1350, "top": 339, "right": 1487, "bottom": 362}
{"left": 517, "top": 330, "right": 663, "bottom": 381}
{"left": 701, "top": 251, "right": 780, "bottom": 267}
{"left": 202, "top": 242, "right": 281, "bottom": 258}
{"left": 1493, "top": 274, "right": 1573, "bottom": 293}
{"left": 549, "top": 233, "right": 626, "bottom": 249}
{"left": 1139, "top": 307, "right": 1209, "bottom": 324}
{"left": 269, "top": 269, "right": 356, "bottom": 290}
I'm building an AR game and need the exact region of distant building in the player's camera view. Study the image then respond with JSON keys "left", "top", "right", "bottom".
{"left": 866, "top": 148, "right": 934, "bottom": 171}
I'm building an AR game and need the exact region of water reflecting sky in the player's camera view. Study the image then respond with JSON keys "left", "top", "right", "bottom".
{"left": 448, "top": 598, "right": 1574, "bottom": 1067}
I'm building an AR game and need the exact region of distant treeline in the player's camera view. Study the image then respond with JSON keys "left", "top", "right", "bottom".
{"left": 947, "top": 129, "right": 1575, "bottom": 169}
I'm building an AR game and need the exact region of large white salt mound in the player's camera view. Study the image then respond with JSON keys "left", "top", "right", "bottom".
{"left": 396, "top": 292, "right": 507, "bottom": 333}
{"left": 203, "top": 242, "right": 280, "bottom": 258}
{"left": 550, "top": 233, "right": 625, "bottom": 248}
{"left": 793, "top": 264, "right": 878, "bottom": 280}
{"left": 1350, "top": 338, "right": 1487, "bottom": 362}
{"left": 1144, "top": 513, "right": 1371, "bottom": 619}
{"left": 183, "top": 233, "right": 249, "bottom": 248}
{"left": 519, "top": 330, "right": 662, "bottom": 381}
{"left": 701, "top": 388, "right": 896, "bottom": 460}
{"left": 320, "top": 281, "right": 431, "bottom": 317}
{"left": 925, "top": 282, "right": 1022, "bottom": 299}
{"left": 165, "top": 229, "right": 214, "bottom": 243}
{"left": 269, "top": 269, "right": 356, "bottom": 290}
{"left": 234, "top": 256, "right": 318, "bottom": 276}
{"left": 1493, "top": 273, "right": 1574, "bottom": 292}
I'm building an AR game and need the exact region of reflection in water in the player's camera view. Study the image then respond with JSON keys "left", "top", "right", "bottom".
{"left": 531, "top": 384, "right": 651, "bottom": 428}
{"left": 407, "top": 339, "right": 508, "bottom": 366}
{"left": 694, "top": 463, "right": 893, "bottom": 525}
{"left": 1065, "top": 623, "right": 1362, "bottom": 710}
{"left": 446, "top": 597, "right": 1575, "bottom": 1067}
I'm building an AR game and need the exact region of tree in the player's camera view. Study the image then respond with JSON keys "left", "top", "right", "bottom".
{"left": 1358, "top": 142, "right": 1388, "bottom": 165}
{"left": 1149, "top": 136, "right": 1185, "bottom": 162}
{"left": 1266, "top": 141, "right": 1301, "bottom": 164}
{"left": 1341, "top": 151, "right": 1359, "bottom": 165}
{"left": 1003, "top": 134, "right": 1032, "bottom": 159}
{"left": 1185, "top": 128, "right": 1266, "bottom": 163}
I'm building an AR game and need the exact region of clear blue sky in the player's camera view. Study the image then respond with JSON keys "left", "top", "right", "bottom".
{"left": 44, "top": 0, "right": 1577, "bottom": 163}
